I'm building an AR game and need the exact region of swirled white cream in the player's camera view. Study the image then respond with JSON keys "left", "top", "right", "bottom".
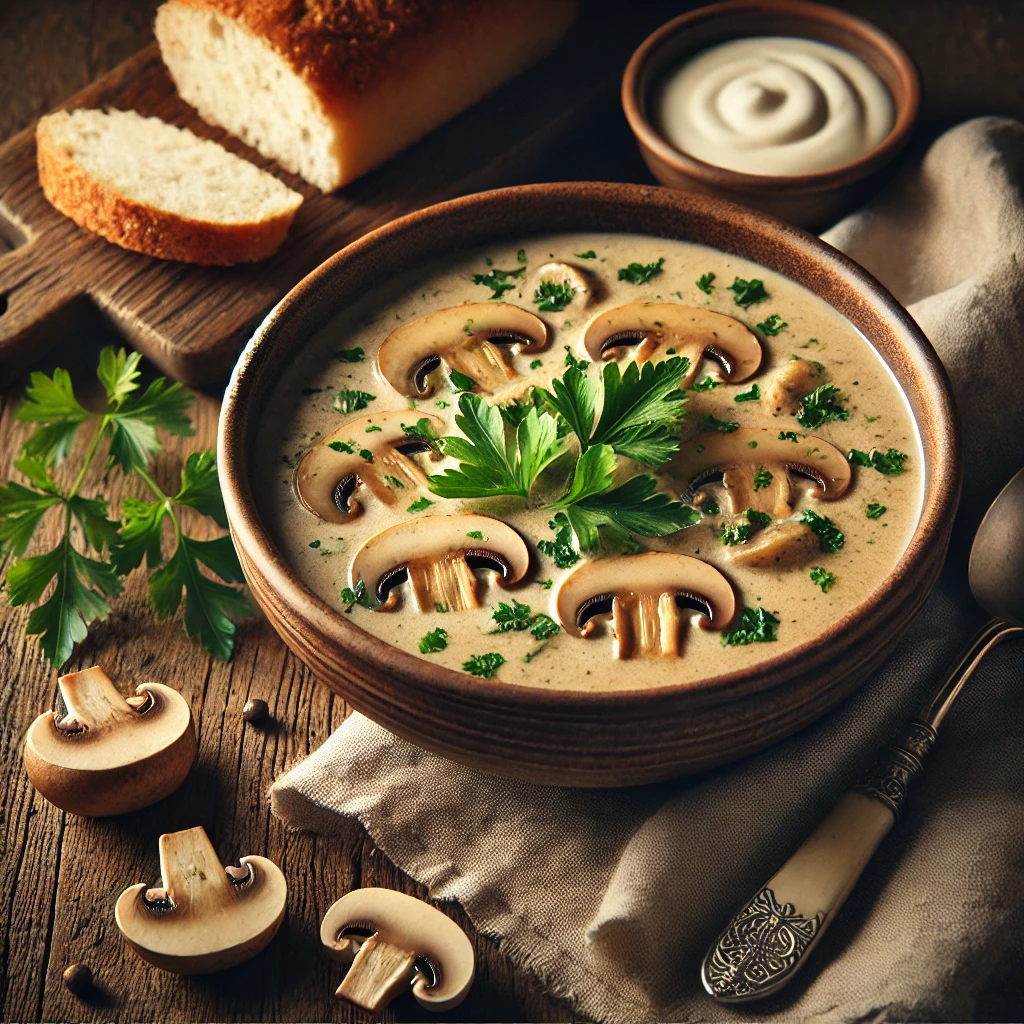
{"left": 655, "top": 37, "right": 894, "bottom": 176}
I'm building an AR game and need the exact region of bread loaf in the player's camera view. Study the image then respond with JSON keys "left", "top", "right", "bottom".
{"left": 155, "top": 0, "right": 578, "bottom": 193}
{"left": 37, "top": 108, "right": 304, "bottom": 265}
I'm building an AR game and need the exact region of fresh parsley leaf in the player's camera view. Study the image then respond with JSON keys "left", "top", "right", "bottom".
{"left": 333, "top": 390, "right": 376, "bottom": 414}
{"left": 472, "top": 265, "right": 525, "bottom": 300}
{"left": 341, "top": 580, "right": 373, "bottom": 612}
{"left": 419, "top": 627, "right": 449, "bottom": 654}
{"left": 810, "top": 566, "right": 836, "bottom": 592}
{"left": 538, "top": 514, "right": 580, "bottom": 568}
{"left": 401, "top": 418, "right": 439, "bottom": 444}
{"left": 696, "top": 272, "right": 716, "bottom": 294}
{"left": 690, "top": 375, "right": 722, "bottom": 391}
{"left": 866, "top": 502, "right": 888, "bottom": 519}
{"left": 16, "top": 367, "right": 92, "bottom": 465}
{"left": 105, "top": 376, "right": 194, "bottom": 475}
{"left": 463, "top": 652, "right": 505, "bottom": 678}
{"left": 334, "top": 347, "right": 365, "bottom": 362}
{"left": 174, "top": 450, "right": 229, "bottom": 527}
{"left": 428, "top": 393, "right": 564, "bottom": 499}
{"left": 0, "top": 468, "right": 61, "bottom": 556}
{"left": 699, "top": 414, "right": 740, "bottom": 433}
{"left": 755, "top": 314, "right": 788, "bottom": 335}
{"left": 727, "top": 277, "right": 769, "bottom": 308}
{"left": 618, "top": 257, "right": 665, "bottom": 285}
{"left": 801, "top": 509, "right": 844, "bottom": 552}
{"left": 533, "top": 279, "right": 574, "bottom": 312}
{"left": 753, "top": 468, "right": 773, "bottom": 491}
{"left": 448, "top": 369, "right": 476, "bottom": 393}
{"left": 555, "top": 475, "right": 700, "bottom": 552}
{"left": 498, "top": 390, "right": 546, "bottom": 429}
{"left": 734, "top": 384, "right": 761, "bottom": 403}
{"left": 847, "top": 448, "right": 908, "bottom": 474}
{"left": 575, "top": 250, "right": 596, "bottom": 259}
{"left": 540, "top": 366, "right": 597, "bottom": 449}
{"left": 722, "top": 605, "right": 780, "bottom": 645}
{"left": 407, "top": 497, "right": 434, "bottom": 513}
{"left": 491, "top": 599, "right": 534, "bottom": 633}
{"left": 796, "top": 384, "right": 848, "bottom": 429}
{"left": 563, "top": 347, "right": 590, "bottom": 372}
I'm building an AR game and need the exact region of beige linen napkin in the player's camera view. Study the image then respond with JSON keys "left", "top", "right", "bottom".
{"left": 270, "top": 118, "right": 1024, "bottom": 1023}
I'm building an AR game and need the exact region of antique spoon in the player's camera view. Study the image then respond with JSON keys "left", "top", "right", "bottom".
{"left": 701, "top": 467, "right": 1024, "bottom": 1003}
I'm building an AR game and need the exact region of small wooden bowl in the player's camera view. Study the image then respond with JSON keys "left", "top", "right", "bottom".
{"left": 622, "top": 0, "right": 921, "bottom": 228}
{"left": 218, "top": 182, "right": 959, "bottom": 787}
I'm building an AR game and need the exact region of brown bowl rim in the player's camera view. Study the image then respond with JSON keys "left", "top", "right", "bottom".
{"left": 218, "top": 181, "right": 959, "bottom": 715}
{"left": 621, "top": 0, "right": 922, "bottom": 196}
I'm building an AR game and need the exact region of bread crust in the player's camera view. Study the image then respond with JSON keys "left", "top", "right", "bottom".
{"left": 36, "top": 119, "right": 298, "bottom": 266}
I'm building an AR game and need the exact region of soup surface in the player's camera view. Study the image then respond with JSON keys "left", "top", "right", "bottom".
{"left": 254, "top": 233, "right": 924, "bottom": 692}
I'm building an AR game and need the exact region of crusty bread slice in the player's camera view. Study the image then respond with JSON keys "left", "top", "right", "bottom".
{"left": 155, "top": 0, "right": 578, "bottom": 193}
{"left": 36, "top": 107, "right": 304, "bottom": 265}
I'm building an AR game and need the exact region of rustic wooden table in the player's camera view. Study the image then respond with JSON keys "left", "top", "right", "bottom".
{"left": 2, "top": 2, "right": 1023, "bottom": 1021}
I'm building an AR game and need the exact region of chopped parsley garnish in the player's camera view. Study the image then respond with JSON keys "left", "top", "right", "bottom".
{"left": 384, "top": 475, "right": 404, "bottom": 488}
{"left": 327, "top": 439, "right": 356, "bottom": 453}
{"left": 866, "top": 502, "right": 888, "bottom": 519}
{"left": 753, "top": 468, "right": 773, "bottom": 491}
{"left": 847, "top": 448, "right": 908, "bottom": 474}
{"left": 746, "top": 509, "right": 772, "bottom": 528}
{"left": 727, "top": 277, "right": 769, "bottom": 308}
{"left": 448, "top": 369, "right": 476, "bottom": 393}
{"left": 796, "top": 384, "right": 849, "bottom": 429}
{"left": 721, "top": 508, "right": 771, "bottom": 546}
{"left": 617, "top": 257, "right": 665, "bottom": 285}
{"left": 332, "top": 390, "right": 376, "bottom": 414}
{"left": 517, "top": 248, "right": 527, "bottom": 264}
{"left": 691, "top": 376, "right": 723, "bottom": 392}
{"left": 407, "top": 496, "right": 434, "bottom": 513}
{"left": 810, "top": 566, "right": 836, "bottom": 593}
{"left": 341, "top": 580, "right": 373, "bottom": 612}
{"left": 491, "top": 599, "right": 534, "bottom": 633}
{"left": 419, "top": 627, "right": 449, "bottom": 654}
{"left": 755, "top": 314, "right": 788, "bottom": 335}
{"left": 402, "top": 418, "right": 440, "bottom": 444}
{"left": 358, "top": 449, "right": 374, "bottom": 462}
{"left": 696, "top": 272, "right": 716, "bottom": 294}
{"left": 563, "top": 347, "right": 589, "bottom": 372}
{"left": 309, "top": 539, "right": 321, "bottom": 548}
{"left": 530, "top": 359, "right": 543, "bottom": 369}
{"left": 575, "top": 250, "right": 597, "bottom": 259}
{"left": 365, "top": 424, "right": 383, "bottom": 433}
{"left": 472, "top": 264, "right": 526, "bottom": 300}
{"left": 700, "top": 498, "right": 720, "bottom": 515}
{"left": 530, "top": 615, "right": 560, "bottom": 641}
{"left": 538, "top": 514, "right": 580, "bottom": 568}
{"left": 865, "top": 414, "right": 881, "bottom": 423}
{"left": 800, "top": 509, "right": 845, "bottom": 552}
{"left": 463, "top": 652, "right": 505, "bottom": 678}
{"left": 734, "top": 383, "right": 761, "bottom": 403}
{"left": 467, "top": 530, "right": 485, "bottom": 540}
{"left": 333, "top": 347, "right": 365, "bottom": 363}
{"left": 778, "top": 431, "right": 800, "bottom": 442}
{"left": 533, "top": 279, "right": 575, "bottom": 312}
{"left": 538, "top": 579, "right": 553, "bottom": 589}
{"left": 722, "top": 605, "right": 779, "bottom": 645}
{"left": 700, "top": 414, "right": 740, "bottom": 433}
{"left": 435, "top": 399, "right": 451, "bottom": 408}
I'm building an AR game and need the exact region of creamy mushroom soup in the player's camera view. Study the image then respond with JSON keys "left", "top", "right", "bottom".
{"left": 254, "top": 234, "right": 924, "bottom": 692}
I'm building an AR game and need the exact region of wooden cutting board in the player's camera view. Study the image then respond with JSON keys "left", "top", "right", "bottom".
{"left": 0, "top": 10, "right": 662, "bottom": 387}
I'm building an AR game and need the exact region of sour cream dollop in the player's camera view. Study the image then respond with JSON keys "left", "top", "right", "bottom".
{"left": 655, "top": 36, "right": 894, "bottom": 176}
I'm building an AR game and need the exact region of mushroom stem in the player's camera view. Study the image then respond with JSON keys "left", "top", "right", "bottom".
{"left": 335, "top": 933, "right": 418, "bottom": 1013}
{"left": 360, "top": 448, "right": 430, "bottom": 507}
{"left": 157, "top": 826, "right": 237, "bottom": 911}
{"left": 612, "top": 592, "right": 683, "bottom": 658}
{"left": 57, "top": 666, "right": 136, "bottom": 730}
{"left": 446, "top": 336, "right": 518, "bottom": 393}
{"left": 406, "top": 553, "right": 480, "bottom": 612}
{"left": 722, "top": 463, "right": 794, "bottom": 518}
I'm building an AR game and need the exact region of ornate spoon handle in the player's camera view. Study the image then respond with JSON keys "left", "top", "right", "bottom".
{"left": 701, "top": 619, "right": 1023, "bottom": 1004}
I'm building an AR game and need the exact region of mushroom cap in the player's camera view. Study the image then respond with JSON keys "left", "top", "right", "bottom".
{"left": 582, "top": 302, "right": 761, "bottom": 382}
{"left": 349, "top": 514, "right": 530, "bottom": 605}
{"left": 675, "top": 428, "right": 851, "bottom": 501}
{"left": 295, "top": 409, "right": 444, "bottom": 522}
{"left": 115, "top": 826, "right": 287, "bottom": 975}
{"left": 554, "top": 552, "right": 736, "bottom": 635}
{"left": 377, "top": 303, "right": 549, "bottom": 397}
{"left": 321, "top": 888, "right": 475, "bottom": 1012}
{"left": 23, "top": 667, "right": 196, "bottom": 817}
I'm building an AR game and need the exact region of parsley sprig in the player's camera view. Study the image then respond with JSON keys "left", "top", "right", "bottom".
{"left": 2, "top": 348, "right": 250, "bottom": 668}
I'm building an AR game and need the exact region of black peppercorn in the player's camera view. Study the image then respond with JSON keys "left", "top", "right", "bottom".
{"left": 63, "top": 963, "right": 92, "bottom": 996}
{"left": 242, "top": 698, "right": 269, "bottom": 725}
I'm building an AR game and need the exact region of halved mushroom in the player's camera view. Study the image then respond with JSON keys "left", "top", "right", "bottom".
{"left": 377, "top": 303, "right": 549, "bottom": 398}
{"left": 533, "top": 261, "right": 592, "bottom": 310}
{"left": 23, "top": 665, "right": 195, "bottom": 816}
{"left": 674, "top": 428, "right": 851, "bottom": 518}
{"left": 115, "top": 826, "right": 287, "bottom": 974}
{"left": 321, "top": 888, "right": 474, "bottom": 1013}
{"left": 295, "top": 409, "right": 444, "bottom": 522}
{"left": 349, "top": 514, "right": 530, "bottom": 612}
{"left": 581, "top": 302, "right": 761, "bottom": 389}
{"left": 554, "top": 552, "right": 736, "bottom": 659}
{"left": 766, "top": 357, "right": 825, "bottom": 416}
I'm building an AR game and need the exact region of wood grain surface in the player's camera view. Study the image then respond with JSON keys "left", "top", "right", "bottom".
{"left": 2, "top": 2, "right": 1024, "bottom": 1022}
